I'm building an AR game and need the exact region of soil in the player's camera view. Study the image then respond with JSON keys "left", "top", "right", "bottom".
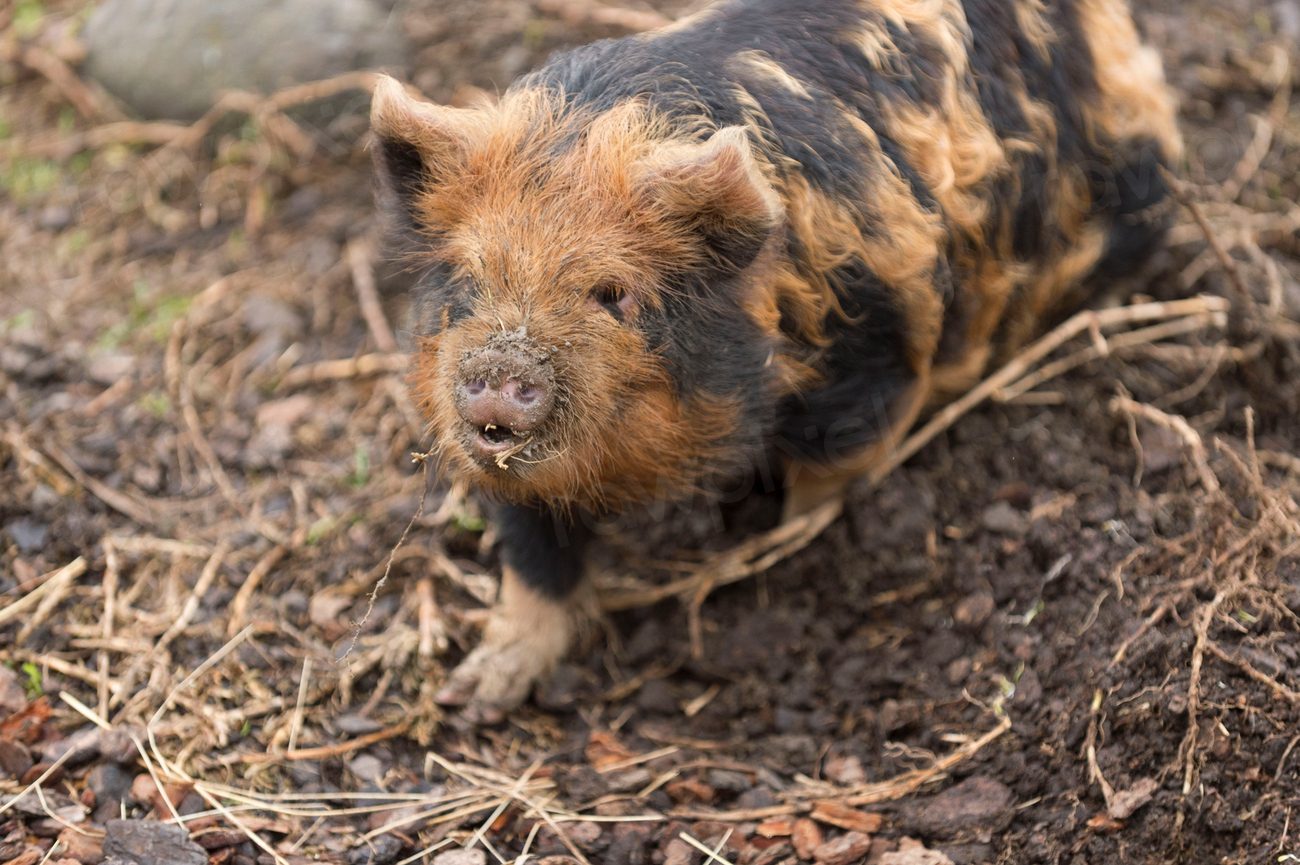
{"left": 1, "top": 1, "right": 1298, "bottom": 865}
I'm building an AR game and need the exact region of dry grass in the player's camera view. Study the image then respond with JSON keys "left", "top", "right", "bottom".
{"left": 2, "top": 0, "right": 1299, "bottom": 861}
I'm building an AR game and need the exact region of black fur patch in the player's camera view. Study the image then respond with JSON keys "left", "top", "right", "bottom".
{"left": 494, "top": 503, "right": 588, "bottom": 600}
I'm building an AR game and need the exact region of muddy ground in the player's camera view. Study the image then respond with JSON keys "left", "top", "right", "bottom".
{"left": 1, "top": 1, "right": 1299, "bottom": 864}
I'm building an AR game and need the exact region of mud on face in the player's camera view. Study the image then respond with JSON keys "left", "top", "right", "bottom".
{"left": 373, "top": 79, "right": 783, "bottom": 511}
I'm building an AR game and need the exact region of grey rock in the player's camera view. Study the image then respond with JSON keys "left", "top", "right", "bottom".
{"left": 348, "top": 833, "right": 404, "bottom": 865}
{"left": 83, "top": 0, "right": 408, "bottom": 120}
{"left": 88, "top": 762, "right": 134, "bottom": 802}
{"left": 0, "top": 740, "right": 34, "bottom": 780}
{"left": 980, "top": 501, "right": 1028, "bottom": 537}
{"left": 104, "top": 818, "right": 207, "bottom": 865}
{"left": 904, "top": 777, "right": 1015, "bottom": 840}
{"left": 5, "top": 517, "right": 48, "bottom": 554}
{"left": 1277, "top": 1, "right": 1300, "bottom": 41}
{"left": 431, "top": 850, "right": 487, "bottom": 865}
{"left": 38, "top": 204, "right": 74, "bottom": 232}
{"left": 39, "top": 725, "right": 104, "bottom": 766}
{"left": 346, "top": 753, "right": 385, "bottom": 785}
{"left": 85, "top": 350, "right": 135, "bottom": 386}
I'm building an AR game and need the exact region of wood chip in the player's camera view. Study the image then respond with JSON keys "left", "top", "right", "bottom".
{"left": 755, "top": 818, "right": 794, "bottom": 838}
{"left": 791, "top": 818, "right": 823, "bottom": 860}
{"left": 810, "top": 801, "right": 883, "bottom": 834}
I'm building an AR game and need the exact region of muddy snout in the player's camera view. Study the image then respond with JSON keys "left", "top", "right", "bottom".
{"left": 455, "top": 340, "right": 555, "bottom": 460}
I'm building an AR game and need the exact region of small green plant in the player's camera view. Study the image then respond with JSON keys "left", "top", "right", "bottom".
{"left": 350, "top": 445, "right": 371, "bottom": 489}
{"left": 0, "top": 157, "right": 61, "bottom": 202}
{"left": 1, "top": 309, "right": 37, "bottom": 334}
{"left": 13, "top": 0, "right": 46, "bottom": 38}
{"left": 62, "top": 228, "right": 89, "bottom": 257}
{"left": 97, "top": 281, "right": 194, "bottom": 349}
{"left": 306, "top": 516, "right": 337, "bottom": 545}
{"left": 20, "top": 661, "right": 43, "bottom": 699}
{"left": 138, "top": 391, "right": 171, "bottom": 418}
{"left": 453, "top": 511, "right": 486, "bottom": 533}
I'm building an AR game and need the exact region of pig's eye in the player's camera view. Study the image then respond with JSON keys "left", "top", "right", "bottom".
{"left": 592, "top": 282, "right": 632, "bottom": 320}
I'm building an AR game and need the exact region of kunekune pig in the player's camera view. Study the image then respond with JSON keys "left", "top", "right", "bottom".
{"left": 370, "top": 0, "right": 1181, "bottom": 722}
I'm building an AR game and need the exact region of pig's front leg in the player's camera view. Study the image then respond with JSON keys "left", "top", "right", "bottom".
{"left": 434, "top": 503, "right": 589, "bottom": 724}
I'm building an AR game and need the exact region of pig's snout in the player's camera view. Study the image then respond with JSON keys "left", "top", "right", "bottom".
{"left": 456, "top": 346, "right": 555, "bottom": 458}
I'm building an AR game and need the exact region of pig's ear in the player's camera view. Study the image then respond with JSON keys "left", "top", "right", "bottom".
{"left": 638, "top": 127, "right": 783, "bottom": 270}
{"left": 370, "top": 75, "right": 476, "bottom": 224}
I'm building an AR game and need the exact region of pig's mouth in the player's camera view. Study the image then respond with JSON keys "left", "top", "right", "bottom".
{"left": 466, "top": 422, "right": 537, "bottom": 469}
{"left": 479, "top": 422, "right": 516, "bottom": 447}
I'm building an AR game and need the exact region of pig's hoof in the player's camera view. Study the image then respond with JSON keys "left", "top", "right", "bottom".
{"left": 434, "top": 642, "right": 544, "bottom": 723}
{"left": 435, "top": 612, "right": 573, "bottom": 724}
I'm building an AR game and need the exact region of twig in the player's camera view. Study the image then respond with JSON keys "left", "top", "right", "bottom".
{"left": 14, "top": 44, "right": 117, "bottom": 122}
{"left": 152, "top": 541, "right": 230, "bottom": 657}
{"left": 868, "top": 296, "right": 1230, "bottom": 485}
{"left": 348, "top": 237, "right": 399, "bottom": 353}
{"left": 100, "top": 541, "right": 120, "bottom": 720}
{"left": 227, "top": 545, "right": 288, "bottom": 636}
{"left": 0, "top": 557, "right": 87, "bottom": 629}
{"left": 1181, "top": 588, "right": 1230, "bottom": 799}
{"left": 232, "top": 722, "right": 411, "bottom": 765}
{"left": 105, "top": 535, "right": 211, "bottom": 558}
{"left": 15, "top": 560, "right": 81, "bottom": 644}
{"left": 286, "top": 658, "right": 313, "bottom": 754}
{"left": 39, "top": 439, "right": 159, "bottom": 528}
{"left": 679, "top": 830, "right": 736, "bottom": 865}
{"left": 1220, "top": 48, "right": 1291, "bottom": 203}
{"left": 279, "top": 353, "right": 409, "bottom": 388}
{"left": 1161, "top": 167, "right": 1256, "bottom": 312}
{"left": 1205, "top": 642, "right": 1300, "bottom": 704}
{"left": 674, "top": 715, "right": 1012, "bottom": 820}
{"left": 0, "top": 747, "right": 81, "bottom": 819}
{"left": 1110, "top": 395, "right": 1220, "bottom": 494}
{"left": 994, "top": 312, "right": 1225, "bottom": 403}
{"left": 534, "top": 0, "right": 671, "bottom": 31}
{"left": 599, "top": 497, "right": 843, "bottom": 611}
{"left": 145, "top": 625, "right": 255, "bottom": 730}
{"left": 1084, "top": 690, "right": 1118, "bottom": 814}
{"left": 340, "top": 457, "right": 434, "bottom": 664}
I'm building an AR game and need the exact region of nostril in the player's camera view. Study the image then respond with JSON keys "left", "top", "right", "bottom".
{"left": 463, "top": 379, "right": 488, "bottom": 397}
{"left": 503, "top": 379, "right": 541, "bottom": 406}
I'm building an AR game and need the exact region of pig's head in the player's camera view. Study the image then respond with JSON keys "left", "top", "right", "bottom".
{"left": 371, "top": 76, "right": 803, "bottom": 511}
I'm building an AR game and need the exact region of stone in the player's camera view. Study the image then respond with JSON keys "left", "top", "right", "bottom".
{"left": 879, "top": 838, "right": 956, "bottom": 865}
{"left": 980, "top": 502, "right": 1027, "bottom": 537}
{"left": 0, "top": 665, "right": 29, "bottom": 715}
{"left": 430, "top": 851, "right": 487, "bottom": 865}
{"left": 905, "top": 777, "right": 1015, "bottom": 839}
{"left": 347, "top": 833, "right": 403, "bottom": 864}
{"left": 4, "top": 517, "right": 48, "bottom": 555}
{"left": 0, "top": 740, "right": 34, "bottom": 779}
{"left": 86, "top": 762, "right": 134, "bottom": 807}
{"left": 102, "top": 819, "right": 206, "bottom": 865}
{"left": 82, "top": 0, "right": 409, "bottom": 120}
